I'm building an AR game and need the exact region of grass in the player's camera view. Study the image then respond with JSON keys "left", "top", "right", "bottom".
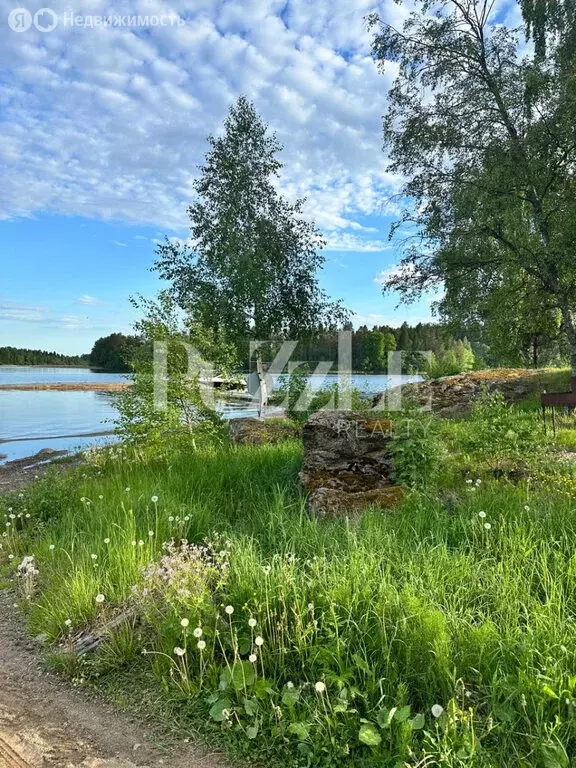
{"left": 3, "top": 402, "right": 576, "bottom": 767}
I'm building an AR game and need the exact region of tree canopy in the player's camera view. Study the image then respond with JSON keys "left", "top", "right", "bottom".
{"left": 369, "top": 0, "right": 576, "bottom": 369}
{"left": 153, "top": 96, "right": 348, "bottom": 368}
{"left": 89, "top": 333, "right": 143, "bottom": 372}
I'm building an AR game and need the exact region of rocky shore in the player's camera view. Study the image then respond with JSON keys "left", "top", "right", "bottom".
{"left": 378, "top": 368, "right": 566, "bottom": 417}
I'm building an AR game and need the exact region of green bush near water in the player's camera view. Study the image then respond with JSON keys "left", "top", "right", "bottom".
{"left": 2, "top": 404, "right": 576, "bottom": 766}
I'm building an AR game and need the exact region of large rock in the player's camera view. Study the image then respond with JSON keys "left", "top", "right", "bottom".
{"left": 377, "top": 369, "right": 552, "bottom": 417}
{"left": 299, "top": 410, "right": 404, "bottom": 518}
{"left": 229, "top": 417, "right": 298, "bottom": 445}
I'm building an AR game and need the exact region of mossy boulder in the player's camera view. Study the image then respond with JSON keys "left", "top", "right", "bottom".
{"left": 299, "top": 410, "right": 404, "bottom": 518}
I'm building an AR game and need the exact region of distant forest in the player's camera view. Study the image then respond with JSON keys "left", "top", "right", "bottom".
{"left": 3, "top": 319, "right": 567, "bottom": 376}
{"left": 0, "top": 346, "right": 89, "bottom": 367}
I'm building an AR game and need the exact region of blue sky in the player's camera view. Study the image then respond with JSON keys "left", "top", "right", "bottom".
{"left": 0, "top": 0, "right": 443, "bottom": 355}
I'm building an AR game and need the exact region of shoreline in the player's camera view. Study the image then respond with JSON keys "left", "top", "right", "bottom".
{"left": 0, "top": 382, "right": 131, "bottom": 392}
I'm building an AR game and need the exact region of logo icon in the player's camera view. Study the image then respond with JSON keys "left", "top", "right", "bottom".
{"left": 34, "top": 7, "right": 57, "bottom": 31}
{"left": 8, "top": 7, "right": 32, "bottom": 31}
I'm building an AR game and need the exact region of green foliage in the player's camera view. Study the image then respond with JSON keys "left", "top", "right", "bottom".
{"left": 390, "top": 411, "right": 442, "bottom": 488}
{"left": 370, "top": 0, "right": 576, "bottom": 370}
{"left": 153, "top": 96, "right": 347, "bottom": 370}
{"left": 6, "top": 402, "right": 576, "bottom": 765}
{"left": 89, "top": 333, "right": 143, "bottom": 372}
{"left": 113, "top": 294, "right": 229, "bottom": 452}
{"left": 0, "top": 346, "right": 88, "bottom": 366}
{"left": 462, "top": 391, "right": 548, "bottom": 465}
{"left": 427, "top": 339, "right": 475, "bottom": 379}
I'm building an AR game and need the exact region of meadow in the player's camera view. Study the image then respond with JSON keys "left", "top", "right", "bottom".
{"left": 2, "top": 392, "right": 576, "bottom": 767}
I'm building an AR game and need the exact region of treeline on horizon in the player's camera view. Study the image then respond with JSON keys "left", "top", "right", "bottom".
{"left": 0, "top": 346, "right": 89, "bottom": 367}
{"left": 5, "top": 319, "right": 569, "bottom": 378}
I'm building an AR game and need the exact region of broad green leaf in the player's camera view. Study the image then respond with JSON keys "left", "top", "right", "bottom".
{"left": 411, "top": 713, "right": 425, "bottom": 730}
{"left": 209, "top": 698, "right": 231, "bottom": 722}
{"left": 359, "top": 723, "right": 382, "bottom": 747}
{"left": 394, "top": 705, "right": 411, "bottom": 723}
{"left": 288, "top": 722, "right": 310, "bottom": 741}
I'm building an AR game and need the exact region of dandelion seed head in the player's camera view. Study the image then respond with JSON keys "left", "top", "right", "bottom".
{"left": 151, "top": 495, "right": 159, "bottom": 503}
{"left": 95, "top": 594, "right": 105, "bottom": 604}
{"left": 248, "top": 618, "right": 257, "bottom": 628}
{"left": 197, "top": 640, "right": 206, "bottom": 650}
{"left": 431, "top": 704, "right": 444, "bottom": 718}
{"left": 193, "top": 627, "right": 203, "bottom": 638}
{"left": 249, "top": 653, "right": 257, "bottom": 663}
{"left": 255, "top": 635, "right": 264, "bottom": 647}
{"left": 173, "top": 646, "right": 186, "bottom": 657}
{"left": 180, "top": 618, "right": 189, "bottom": 628}
{"left": 315, "top": 681, "right": 326, "bottom": 693}
{"left": 225, "top": 605, "right": 234, "bottom": 615}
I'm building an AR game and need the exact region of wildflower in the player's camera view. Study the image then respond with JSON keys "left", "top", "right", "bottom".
{"left": 173, "top": 646, "right": 186, "bottom": 657}
{"left": 255, "top": 636, "right": 264, "bottom": 647}
{"left": 248, "top": 617, "right": 257, "bottom": 628}
{"left": 475, "top": 478, "right": 481, "bottom": 486}
{"left": 193, "top": 627, "right": 203, "bottom": 638}
{"left": 180, "top": 618, "right": 189, "bottom": 628}
{"left": 478, "top": 511, "right": 486, "bottom": 519}
{"left": 125, "top": 487, "right": 130, "bottom": 492}
{"left": 315, "top": 681, "right": 326, "bottom": 693}
{"left": 466, "top": 479, "right": 473, "bottom": 484}
{"left": 18, "top": 493, "right": 23, "bottom": 498}
{"left": 197, "top": 640, "right": 206, "bottom": 650}
{"left": 286, "top": 681, "right": 294, "bottom": 689}
{"left": 91, "top": 554, "right": 97, "bottom": 560}
{"left": 8, "top": 554, "right": 14, "bottom": 560}
{"left": 148, "top": 530, "right": 154, "bottom": 536}
{"left": 98, "top": 495, "right": 103, "bottom": 500}
{"left": 131, "top": 541, "right": 137, "bottom": 546}
{"left": 104, "top": 538, "right": 110, "bottom": 544}
{"left": 524, "top": 505, "right": 530, "bottom": 511}
{"left": 151, "top": 495, "right": 159, "bottom": 503}
{"left": 484, "top": 522, "right": 492, "bottom": 530}
{"left": 49, "top": 544, "right": 55, "bottom": 551}
{"left": 431, "top": 704, "right": 444, "bottom": 718}
{"left": 225, "top": 605, "right": 234, "bottom": 615}
{"left": 138, "top": 540, "right": 144, "bottom": 546}
{"left": 65, "top": 619, "right": 72, "bottom": 627}
{"left": 249, "top": 653, "right": 257, "bottom": 663}
{"left": 95, "top": 593, "right": 105, "bottom": 604}
{"left": 168, "top": 516, "right": 174, "bottom": 522}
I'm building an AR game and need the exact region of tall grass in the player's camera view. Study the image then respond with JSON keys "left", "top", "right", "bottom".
{"left": 3, "top": 431, "right": 576, "bottom": 766}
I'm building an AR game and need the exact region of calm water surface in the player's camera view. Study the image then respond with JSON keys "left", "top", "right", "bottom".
{"left": 0, "top": 366, "right": 420, "bottom": 463}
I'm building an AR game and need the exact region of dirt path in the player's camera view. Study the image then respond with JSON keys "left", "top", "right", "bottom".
{"left": 0, "top": 591, "right": 229, "bottom": 768}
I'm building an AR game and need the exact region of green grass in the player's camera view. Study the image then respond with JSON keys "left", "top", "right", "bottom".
{"left": 3, "top": 409, "right": 576, "bottom": 767}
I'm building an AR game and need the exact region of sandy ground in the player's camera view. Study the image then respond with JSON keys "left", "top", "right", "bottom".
{"left": 0, "top": 589, "right": 229, "bottom": 768}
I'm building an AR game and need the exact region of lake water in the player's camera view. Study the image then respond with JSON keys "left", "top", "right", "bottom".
{"left": 0, "top": 366, "right": 420, "bottom": 463}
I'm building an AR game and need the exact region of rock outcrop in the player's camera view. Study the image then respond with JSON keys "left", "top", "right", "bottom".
{"left": 377, "top": 369, "right": 553, "bottom": 418}
{"left": 229, "top": 417, "right": 298, "bottom": 446}
{"left": 299, "top": 410, "right": 404, "bottom": 518}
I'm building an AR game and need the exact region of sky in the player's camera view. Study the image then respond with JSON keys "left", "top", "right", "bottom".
{"left": 0, "top": 0, "right": 441, "bottom": 355}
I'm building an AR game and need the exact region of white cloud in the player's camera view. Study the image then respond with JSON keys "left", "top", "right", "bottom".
{"left": 76, "top": 294, "right": 101, "bottom": 305}
{"left": 112, "top": 240, "right": 128, "bottom": 247}
{"left": 0, "top": 301, "right": 47, "bottom": 322}
{"left": 0, "top": 0, "right": 403, "bottom": 236}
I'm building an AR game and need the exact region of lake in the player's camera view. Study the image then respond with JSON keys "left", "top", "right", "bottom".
{"left": 0, "top": 366, "right": 420, "bottom": 463}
